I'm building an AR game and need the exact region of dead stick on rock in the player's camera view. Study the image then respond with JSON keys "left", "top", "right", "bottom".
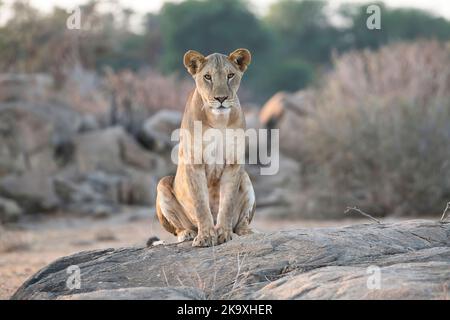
{"left": 345, "top": 206, "right": 381, "bottom": 224}
{"left": 440, "top": 202, "right": 450, "bottom": 222}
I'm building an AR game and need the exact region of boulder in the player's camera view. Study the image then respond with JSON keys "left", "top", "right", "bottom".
{"left": 0, "top": 102, "right": 79, "bottom": 213}
{"left": 53, "top": 171, "right": 123, "bottom": 216}
{"left": 138, "top": 110, "right": 182, "bottom": 151}
{"left": 60, "top": 127, "right": 172, "bottom": 210}
{"left": 0, "top": 101, "right": 83, "bottom": 177}
{"left": 0, "top": 196, "right": 22, "bottom": 223}
{"left": 58, "top": 287, "right": 205, "bottom": 300}
{"left": 0, "top": 170, "right": 59, "bottom": 213}
{"left": 247, "top": 155, "right": 302, "bottom": 218}
{"left": 12, "top": 220, "right": 450, "bottom": 300}
{"left": 53, "top": 168, "right": 158, "bottom": 214}
{"left": 73, "top": 126, "right": 172, "bottom": 175}
{"left": 259, "top": 91, "right": 315, "bottom": 161}
{"left": 0, "top": 73, "right": 53, "bottom": 102}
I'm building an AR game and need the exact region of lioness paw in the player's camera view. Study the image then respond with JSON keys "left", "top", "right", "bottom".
{"left": 234, "top": 226, "right": 254, "bottom": 236}
{"left": 216, "top": 226, "right": 233, "bottom": 244}
{"left": 192, "top": 228, "right": 217, "bottom": 247}
{"left": 177, "top": 230, "right": 197, "bottom": 243}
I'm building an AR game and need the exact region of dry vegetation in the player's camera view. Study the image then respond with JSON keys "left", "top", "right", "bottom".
{"left": 298, "top": 41, "right": 450, "bottom": 218}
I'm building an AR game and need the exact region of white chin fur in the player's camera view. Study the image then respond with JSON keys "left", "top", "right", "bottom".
{"left": 211, "top": 107, "right": 231, "bottom": 115}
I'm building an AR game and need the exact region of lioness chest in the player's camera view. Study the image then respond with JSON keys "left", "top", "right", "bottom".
{"left": 203, "top": 127, "right": 242, "bottom": 217}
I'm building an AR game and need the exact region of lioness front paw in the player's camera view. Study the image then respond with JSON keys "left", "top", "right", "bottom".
{"left": 177, "top": 230, "right": 197, "bottom": 243}
{"left": 216, "top": 226, "right": 233, "bottom": 244}
{"left": 192, "top": 227, "right": 217, "bottom": 247}
{"left": 234, "top": 226, "right": 254, "bottom": 236}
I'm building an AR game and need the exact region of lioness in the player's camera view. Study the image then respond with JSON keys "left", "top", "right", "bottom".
{"left": 155, "top": 48, "right": 255, "bottom": 247}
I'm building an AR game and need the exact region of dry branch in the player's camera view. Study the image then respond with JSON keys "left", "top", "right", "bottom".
{"left": 344, "top": 206, "right": 381, "bottom": 224}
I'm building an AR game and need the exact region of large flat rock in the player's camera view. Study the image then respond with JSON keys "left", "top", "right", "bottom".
{"left": 12, "top": 220, "right": 450, "bottom": 300}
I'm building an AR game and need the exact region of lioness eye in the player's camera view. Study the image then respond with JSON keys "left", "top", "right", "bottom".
{"left": 204, "top": 74, "right": 211, "bottom": 81}
{"left": 227, "top": 73, "right": 235, "bottom": 79}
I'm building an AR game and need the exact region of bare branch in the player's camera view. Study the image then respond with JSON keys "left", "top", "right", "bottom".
{"left": 440, "top": 202, "right": 450, "bottom": 222}
{"left": 161, "top": 266, "right": 169, "bottom": 287}
{"left": 345, "top": 206, "right": 381, "bottom": 224}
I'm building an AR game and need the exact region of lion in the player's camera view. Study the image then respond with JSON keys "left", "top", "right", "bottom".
{"left": 155, "top": 48, "right": 256, "bottom": 247}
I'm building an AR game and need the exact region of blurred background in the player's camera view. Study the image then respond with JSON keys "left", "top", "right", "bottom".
{"left": 1, "top": 0, "right": 450, "bottom": 298}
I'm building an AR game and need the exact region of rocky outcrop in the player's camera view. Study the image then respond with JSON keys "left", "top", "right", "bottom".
{"left": 247, "top": 156, "right": 302, "bottom": 218}
{"left": 138, "top": 110, "right": 182, "bottom": 151}
{"left": 12, "top": 220, "right": 450, "bottom": 300}
{"left": 259, "top": 91, "right": 315, "bottom": 161}
{"left": 0, "top": 74, "right": 53, "bottom": 103}
{"left": 51, "top": 127, "right": 174, "bottom": 214}
{"left": 0, "top": 101, "right": 175, "bottom": 218}
{"left": 0, "top": 197, "right": 22, "bottom": 223}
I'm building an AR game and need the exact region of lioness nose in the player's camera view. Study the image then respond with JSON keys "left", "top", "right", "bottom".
{"left": 214, "top": 96, "right": 228, "bottom": 104}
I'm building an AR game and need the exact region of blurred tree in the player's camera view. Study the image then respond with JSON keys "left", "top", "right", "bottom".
{"left": 254, "top": 58, "right": 314, "bottom": 94}
{"left": 340, "top": 2, "right": 450, "bottom": 50}
{"left": 143, "top": 13, "right": 163, "bottom": 66}
{"left": 158, "top": 0, "right": 271, "bottom": 74}
{"left": 265, "top": 0, "right": 343, "bottom": 63}
{"left": 1, "top": 0, "right": 450, "bottom": 102}
{"left": 0, "top": 1, "right": 148, "bottom": 78}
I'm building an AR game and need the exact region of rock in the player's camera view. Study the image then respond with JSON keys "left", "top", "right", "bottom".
{"left": 125, "top": 168, "right": 158, "bottom": 205}
{"left": 247, "top": 155, "right": 302, "bottom": 218}
{"left": 138, "top": 110, "right": 182, "bottom": 151}
{"left": 58, "top": 287, "right": 205, "bottom": 300}
{"left": 73, "top": 127, "right": 126, "bottom": 173}
{"left": 243, "top": 104, "right": 262, "bottom": 130}
{"left": 53, "top": 167, "right": 159, "bottom": 212}
{"left": 0, "top": 171, "right": 59, "bottom": 213}
{"left": 60, "top": 127, "right": 171, "bottom": 210}
{"left": 0, "top": 104, "right": 54, "bottom": 176}
{"left": 0, "top": 101, "right": 83, "bottom": 213}
{"left": 12, "top": 220, "right": 450, "bottom": 300}
{"left": 253, "top": 260, "right": 450, "bottom": 299}
{"left": 78, "top": 114, "right": 100, "bottom": 133}
{"left": 53, "top": 172, "right": 121, "bottom": 216}
{"left": 0, "top": 197, "right": 22, "bottom": 223}
{"left": 73, "top": 126, "right": 171, "bottom": 175}
{"left": 259, "top": 91, "right": 315, "bottom": 161}
{"left": 0, "top": 73, "right": 53, "bottom": 102}
{"left": 0, "top": 101, "right": 82, "bottom": 161}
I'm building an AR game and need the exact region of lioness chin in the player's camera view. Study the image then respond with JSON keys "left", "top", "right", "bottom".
{"left": 155, "top": 48, "right": 256, "bottom": 247}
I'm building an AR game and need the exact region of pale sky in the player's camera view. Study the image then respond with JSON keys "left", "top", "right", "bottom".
{"left": 2, "top": 0, "right": 450, "bottom": 26}
{"left": 19, "top": 0, "right": 450, "bottom": 17}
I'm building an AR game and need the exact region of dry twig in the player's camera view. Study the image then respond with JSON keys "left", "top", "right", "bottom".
{"left": 345, "top": 206, "right": 381, "bottom": 224}
{"left": 440, "top": 202, "right": 450, "bottom": 222}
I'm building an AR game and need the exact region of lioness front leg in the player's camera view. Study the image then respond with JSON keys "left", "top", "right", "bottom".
{"left": 216, "top": 165, "right": 241, "bottom": 244}
{"left": 233, "top": 171, "right": 256, "bottom": 236}
{"left": 185, "top": 165, "right": 218, "bottom": 247}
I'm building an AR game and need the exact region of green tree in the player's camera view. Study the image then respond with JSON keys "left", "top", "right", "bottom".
{"left": 265, "top": 0, "right": 343, "bottom": 63}
{"left": 340, "top": 2, "right": 450, "bottom": 50}
{"left": 158, "top": 0, "right": 271, "bottom": 74}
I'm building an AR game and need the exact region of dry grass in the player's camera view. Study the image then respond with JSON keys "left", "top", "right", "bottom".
{"left": 295, "top": 41, "right": 450, "bottom": 218}
{"left": 440, "top": 202, "right": 450, "bottom": 222}
{"left": 104, "top": 69, "right": 191, "bottom": 118}
{"left": 0, "top": 227, "right": 32, "bottom": 253}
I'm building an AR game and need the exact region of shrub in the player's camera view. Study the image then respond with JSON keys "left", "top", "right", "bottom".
{"left": 298, "top": 41, "right": 450, "bottom": 218}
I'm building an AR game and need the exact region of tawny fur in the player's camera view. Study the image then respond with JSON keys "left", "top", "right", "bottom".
{"left": 155, "top": 49, "right": 256, "bottom": 247}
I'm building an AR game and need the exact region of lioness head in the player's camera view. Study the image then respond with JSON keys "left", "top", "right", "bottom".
{"left": 183, "top": 48, "right": 251, "bottom": 115}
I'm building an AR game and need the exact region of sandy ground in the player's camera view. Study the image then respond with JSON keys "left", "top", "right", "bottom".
{"left": 0, "top": 207, "right": 394, "bottom": 300}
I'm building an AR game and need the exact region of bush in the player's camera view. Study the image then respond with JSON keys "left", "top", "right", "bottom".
{"left": 298, "top": 41, "right": 450, "bottom": 218}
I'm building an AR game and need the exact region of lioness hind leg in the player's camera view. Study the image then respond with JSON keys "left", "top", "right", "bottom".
{"left": 156, "top": 176, "right": 197, "bottom": 241}
{"left": 233, "top": 172, "right": 256, "bottom": 236}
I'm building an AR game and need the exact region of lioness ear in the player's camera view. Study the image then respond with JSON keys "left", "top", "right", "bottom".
{"left": 228, "top": 48, "right": 251, "bottom": 72}
{"left": 183, "top": 50, "right": 205, "bottom": 76}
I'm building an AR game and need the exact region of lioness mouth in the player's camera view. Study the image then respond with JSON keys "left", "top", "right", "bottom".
{"left": 211, "top": 105, "right": 230, "bottom": 115}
